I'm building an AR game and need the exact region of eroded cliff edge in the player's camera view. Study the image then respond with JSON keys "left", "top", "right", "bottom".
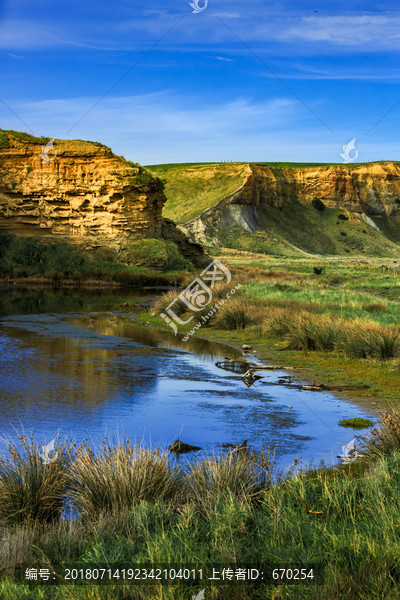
{"left": 175, "top": 162, "right": 400, "bottom": 254}
{"left": 0, "top": 132, "right": 207, "bottom": 265}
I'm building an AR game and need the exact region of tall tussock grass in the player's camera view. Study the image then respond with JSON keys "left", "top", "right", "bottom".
{"left": 153, "top": 290, "right": 187, "bottom": 317}
{"left": 339, "top": 321, "right": 400, "bottom": 360}
{"left": 187, "top": 450, "right": 276, "bottom": 507}
{"left": 0, "top": 436, "right": 282, "bottom": 524}
{"left": 214, "top": 299, "right": 252, "bottom": 330}
{"left": 264, "top": 309, "right": 400, "bottom": 360}
{"left": 0, "top": 434, "right": 75, "bottom": 524}
{"left": 2, "top": 420, "right": 400, "bottom": 599}
{"left": 362, "top": 411, "right": 400, "bottom": 460}
{"left": 264, "top": 310, "right": 341, "bottom": 351}
{"left": 69, "top": 441, "right": 183, "bottom": 518}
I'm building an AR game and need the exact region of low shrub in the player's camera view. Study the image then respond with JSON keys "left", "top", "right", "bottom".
{"left": 121, "top": 239, "right": 191, "bottom": 271}
{"left": 312, "top": 198, "right": 326, "bottom": 211}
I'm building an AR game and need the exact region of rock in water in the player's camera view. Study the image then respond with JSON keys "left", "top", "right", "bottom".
{"left": 168, "top": 440, "right": 201, "bottom": 454}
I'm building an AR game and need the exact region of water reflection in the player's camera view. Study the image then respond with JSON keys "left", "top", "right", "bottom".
{"left": 0, "top": 298, "right": 376, "bottom": 470}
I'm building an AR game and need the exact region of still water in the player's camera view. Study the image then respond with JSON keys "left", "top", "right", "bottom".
{"left": 0, "top": 288, "right": 376, "bottom": 470}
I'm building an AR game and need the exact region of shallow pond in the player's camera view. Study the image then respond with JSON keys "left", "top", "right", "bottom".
{"left": 0, "top": 288, "right": 376, "bottom": 471}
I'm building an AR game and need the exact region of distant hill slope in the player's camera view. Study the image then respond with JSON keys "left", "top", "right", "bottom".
{"left": 146, "top": 161, "right": 400, "bottom": 257}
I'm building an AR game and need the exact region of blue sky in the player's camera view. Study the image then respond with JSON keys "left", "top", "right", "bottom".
{"left": 0, "top": 0, "right": 399, "bottom": 164}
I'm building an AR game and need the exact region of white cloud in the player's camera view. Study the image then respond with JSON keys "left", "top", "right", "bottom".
{"left": 213, "top": 56, "right": 234, "bottom": 62}
{"left": 284, "top": 14, "right": 400, "bottom": 46}
{"left": 1, "top": 91, "right": 398, "bottom": 163}
{"left": 0, "top": 92, "right": 306, "bottom": 163}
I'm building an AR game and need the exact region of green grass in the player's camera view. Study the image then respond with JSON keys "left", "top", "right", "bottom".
{"left": 0, "top": 129, "right": 50, "bottom": 147}
{"left": 147, "top": 163, "right": 249, "bottom": 223}
{"left": 2, "top": 425, "right": 400, "bottom": 598}
{"left": 120, "top": 239, "right": 192, "bottom": 271}
{"left": 144, "top": 255, "right": 400, "bottom": 401}
{"left": 339, "top": 418, "right": 374, "bottom": 429}
{"left": 250, "top": 200, "right": 400, "bottom": 257}
{"left": 0, "top": 233, "right": 191, "bottom": 286}
{"left": 147, "top": 161, "right": 400, "bottom": 258}
{"left": 251, "top": 161, "right": 396, "bottom": 168}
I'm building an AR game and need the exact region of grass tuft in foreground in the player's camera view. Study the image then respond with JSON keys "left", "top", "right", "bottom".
{"left": 0, "top": 434, "right": 76, "bottom": 525}
{"left": 1, "top": 417, "right": 400, "bottom": 598}
{"left": 69, "top": 442, "right": 183, "bottom": 518}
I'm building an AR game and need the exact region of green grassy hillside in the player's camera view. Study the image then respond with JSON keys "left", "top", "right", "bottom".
{"left": 146, "top": 162, "right": 249, "bottom": 223}
{"left": 147, "top": 162, "right": 400, "bottom": 258}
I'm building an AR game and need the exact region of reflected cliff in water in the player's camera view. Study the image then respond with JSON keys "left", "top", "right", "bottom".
{"left": 0, "top": 288, "right": 375, "bottom": 469}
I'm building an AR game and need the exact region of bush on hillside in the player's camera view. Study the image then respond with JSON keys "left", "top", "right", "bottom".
{"left": 121, "top": 239, "right": 192, "bottom": 271}
{"left": 312, "top": 198, "right": 326, "bottom": 211}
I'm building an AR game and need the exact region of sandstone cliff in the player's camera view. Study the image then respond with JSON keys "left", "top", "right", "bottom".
{"left": 0, "top": 131, "right": 207, "bottom": 264}
{"left": 175, "top": 162, "right": 400, "bottom": 253}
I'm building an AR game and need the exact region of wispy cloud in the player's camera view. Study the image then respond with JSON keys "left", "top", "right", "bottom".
{"left": 0, "top": 91, "right": 397, "bottom": 163}
{"left": 213, "top": 56, "right": 234, "bottom": 62}
{"left": 0, "top": 92, "right": 303, "bottom": 163}
{"left": 284, "top": 14, "right": 400, "bottom": 47}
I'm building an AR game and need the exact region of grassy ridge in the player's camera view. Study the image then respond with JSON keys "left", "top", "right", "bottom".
{"left": 252, "top": 161, "right": 397, "bottom": 168}
{"left": 147, "top": 163, "right": 249, "bottom": 223}
{"left": 148, "top": 161, "right": 400, "bottom": 257}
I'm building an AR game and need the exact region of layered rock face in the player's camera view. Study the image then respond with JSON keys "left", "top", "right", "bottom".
{"left": 249, "top": 163, "right": 400, "bottom": 215}
{"left": 0, "top": 136, "right": 165, "bottom": 246}
{"left": 180, "top": 162, "right": 400, "bottom": 244}
{"left": 0, "top": 133, "right": 208, "bottom": 264}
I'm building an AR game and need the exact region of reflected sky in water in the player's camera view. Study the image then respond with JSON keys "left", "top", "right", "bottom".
{"left": 0, "top": 297, "right": 376, "bottom": 470}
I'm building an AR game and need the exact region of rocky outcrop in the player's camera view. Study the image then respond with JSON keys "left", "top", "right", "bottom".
{"left": 179, "top": 162, "right": 400, "bottom": 245}
{"left": 0, "top": 132, "right": 207, "bottom": 264}
{"left": 249, "top": 163, "right": 400, "bottom": 216}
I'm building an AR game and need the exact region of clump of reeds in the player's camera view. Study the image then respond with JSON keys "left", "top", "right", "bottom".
{"left": 0, "top": 434, "right": 75, "bottom": 525}
{"left": 153, "top": 290, "right": 187, "bottom": 317}
{"left": 361, "top": 411, "right": 400, "bottom": 460}
{"left": 339, "top": 321, "right": 400, "bottom": 360}
{"left": 214, "top": 300, "right": 252, "bottom": 330}
{"left": 187, "top": 449, "right": 276, "bottom": 508}
{"left": 264, "top": 310, "right": 400, "bottom": 360}
{"left": 69, "top": 441, "right": 183, "bottom": 518}
{"left": 264, "top": 310, "right": 341, "bottom": 351}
